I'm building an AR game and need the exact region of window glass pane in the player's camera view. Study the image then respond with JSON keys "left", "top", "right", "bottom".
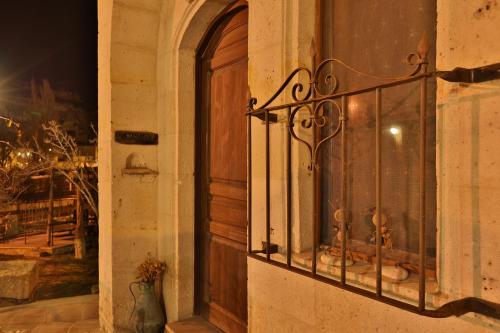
{"left": 320, "top": 0, "right": 436, "bottom": 270}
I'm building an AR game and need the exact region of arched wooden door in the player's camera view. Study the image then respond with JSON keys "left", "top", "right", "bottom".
{"left": 195, "top": 3, "right": 248, "bottom": 333}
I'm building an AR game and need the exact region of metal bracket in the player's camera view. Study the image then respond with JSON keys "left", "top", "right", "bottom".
{"left": 250, "top": 241, "right": 279, "bottom": 255}
{"left": 436, "top": 63, "right": 500, "bottom": 83}
{"left": 251, "top": 111, "right": 278, "bottom": 123}
{"left": 435, "top": 297, "right": 500, "bottom": 319}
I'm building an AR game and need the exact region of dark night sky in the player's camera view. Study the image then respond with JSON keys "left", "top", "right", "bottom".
{"left": 0, "top": 0, "right": 97, "bottom": 121}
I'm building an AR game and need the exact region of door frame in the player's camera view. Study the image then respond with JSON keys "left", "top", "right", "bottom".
{"left": 194, "top": 0, "right": 249, "bottom": 317}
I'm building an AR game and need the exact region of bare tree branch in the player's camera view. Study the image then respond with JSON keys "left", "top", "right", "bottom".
{"left": 30, "top": 121, "right": 99, "bottom": 219}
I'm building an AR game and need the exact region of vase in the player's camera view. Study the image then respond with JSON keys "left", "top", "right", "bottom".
{"left": 130, "top": 281, "right": 165, "bottom": 333}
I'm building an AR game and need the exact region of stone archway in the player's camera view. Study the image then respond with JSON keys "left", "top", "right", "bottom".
{"left": 99, "top": 0, "right": 237, "bottom": 330}
{"left": 156, "top": 0, "right": 234, "bottom": 323}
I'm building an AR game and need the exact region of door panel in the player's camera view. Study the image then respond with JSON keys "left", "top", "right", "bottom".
{"left": 209, "top": 60, "right": 248, "bottom": 183}
{"left": 197, "top": 6, "right": 248, "bottom": 333}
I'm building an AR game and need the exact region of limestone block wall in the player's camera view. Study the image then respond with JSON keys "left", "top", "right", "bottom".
{"left": 248, "top": 0, "right": 316, "bottom": 257}
{"left": 248, "top": 260, "right": 498, "bottom": 333}
{"left": 98, "top": 0, "right": 113, "bottom": 329}
{"left": 436, "top": 0, "right": 500, "bottom": 306}
{"left": 156, "top": 0, "right": 234, "bottom": 323}
{"left": 100, "top": 0, "right": 235, "bottom": 330}
{"left": 99, "top": 0, "right": 162, "bottom": 331}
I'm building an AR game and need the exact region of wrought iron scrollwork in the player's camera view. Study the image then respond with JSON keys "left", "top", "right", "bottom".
{"left": 247, "top": 67, "right": 313, "bottom": 112}
{"left": 247, "top": 34, "right": 500, "bottom": 321}
{"left": 288, "top": 99, "right": 343, "bottom": 170}
{"left": 248, "top": 35, "right": 429, "bottom": 170}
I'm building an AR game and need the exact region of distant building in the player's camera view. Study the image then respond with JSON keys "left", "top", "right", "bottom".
{"left": 0, "top": 78, "right": 94, "bottom": 144}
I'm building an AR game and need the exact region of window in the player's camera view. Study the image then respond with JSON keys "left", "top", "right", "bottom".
{"left": 246, "top": 0, "right": 500, "bottom": 321}
{"left": 319, "top": 0, "right": 437, "bottom": 278}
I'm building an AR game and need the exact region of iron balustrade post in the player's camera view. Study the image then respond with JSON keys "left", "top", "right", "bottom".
{"left": 419, "top": 74, "right": 428, "bottom": 311}
{"left": 312, "top": 165, "right": 318, "bottom": 275}
{"left": 287, "top": 107, "right": 292, "bottom": 267}
{"left": 46, "top": 168, "right": 54, "bottom": 247}
{"left": 312, "top": 44, "right": 319, "bottom": 277}
{"left": 375, "top": 88, "right": 382, "bottom": 297}
{"left": 265, "top": 110, "right": 271, "bottom": 261}
{"left": 340, "top": 95, "right": 348, "bottom": 285}
{"left": 23, "top": 204, "right": 27, "bottom": 245}
{"left": 247, "top": 113, "right": 252, "bottom": 254}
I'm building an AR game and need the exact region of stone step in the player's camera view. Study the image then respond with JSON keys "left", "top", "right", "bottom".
{"left": 166, "top": 316, "right": 222, "bottom": 333}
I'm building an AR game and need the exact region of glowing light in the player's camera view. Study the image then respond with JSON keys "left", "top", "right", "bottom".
{"left": 390, "top": 127, "right": 400, "bottom": 135}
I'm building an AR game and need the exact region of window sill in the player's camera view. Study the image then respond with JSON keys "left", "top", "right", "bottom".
{"left": 262, "top": 251, "right": 449, "bottom": 309}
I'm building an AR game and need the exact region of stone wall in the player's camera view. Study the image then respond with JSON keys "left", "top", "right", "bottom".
{"left": 97, "top": 0, "right": 113, "bottom": 330}
{"left": 99, "top": 0, "right": 162, "bottom": 331}
{"left": 98, "top": 0, "right": 500, "bottom": 332}
{"left": 99, "top": 0, "right": 234, "bottom": 331}
{"left": 436, "top": 0, "right": 500, "bottom": 306}
{"left": 248, "top": 259, "right": 498, "bottom": 333}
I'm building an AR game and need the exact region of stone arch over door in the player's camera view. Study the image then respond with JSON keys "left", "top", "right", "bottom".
{"left": 156, "top": 0, "right": 236, "bottom": 323}
{"left": 100, "top": 0, "right": 249, "bottom": 329}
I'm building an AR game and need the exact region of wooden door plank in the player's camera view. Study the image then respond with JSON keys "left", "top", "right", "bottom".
{"left": 209, "top": 182, "right": 246, "bottom": 202}
{"left": 197, "top": 4, "right": 249, "bottom": 333}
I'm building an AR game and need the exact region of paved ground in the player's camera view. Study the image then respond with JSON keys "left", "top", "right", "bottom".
{"left": 0, "top": 294, "right": 101, "bottom": 333}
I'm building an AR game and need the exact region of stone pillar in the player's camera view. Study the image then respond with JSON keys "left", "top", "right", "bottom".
{"left": 99, "top": 0, "right": 162, "bottom": 331}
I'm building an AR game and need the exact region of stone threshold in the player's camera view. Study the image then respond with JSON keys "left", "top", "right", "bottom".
{"left": 166, "top": 316, "right": 222, "bottom": 333}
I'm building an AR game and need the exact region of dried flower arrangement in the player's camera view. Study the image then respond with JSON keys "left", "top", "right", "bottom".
{"left": 136, "top": 253, "right": 167, "bottom": 283}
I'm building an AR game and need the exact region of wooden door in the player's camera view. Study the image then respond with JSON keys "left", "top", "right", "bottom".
{"left": 196, "top": 5, "right": 248, "bottom": 333}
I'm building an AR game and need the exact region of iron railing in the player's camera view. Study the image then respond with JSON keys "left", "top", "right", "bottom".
{"left": 246, "top": 39, "right": 500, "bottom": 319}
{"left": 0, "top": 198, "right": 76, "bottom": 244}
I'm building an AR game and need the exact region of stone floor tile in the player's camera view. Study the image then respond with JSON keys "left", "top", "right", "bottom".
{"left": 0, "top": 308, "right": 47, "bottom": 325}
{"left": 166, "top": 316, "right": 222, "bottom": 333}
{"left": 46, "top": 307, "right": 84, "bottom": 323}
{"left": 67, "top": 319, "right": 101, "bottom": 333}
{"left": 79, "top": 303, "right": 99, "bottom": 321}
{"left": 32, "top": 322, "right": 71, "bottom": 333}
{"left": 0, "top": 295, "right": 99, "bottom": 332}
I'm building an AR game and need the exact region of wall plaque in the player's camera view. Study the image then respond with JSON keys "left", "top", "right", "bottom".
{"left": 115, "top": 131, "right": 158, "bottom": 145}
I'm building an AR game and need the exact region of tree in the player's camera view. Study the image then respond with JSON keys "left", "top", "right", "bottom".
{"left": 1, "top": 119, "right": 97, "bottom": 259}
{"left": 0, "top": 116, "right": 50, "bottom": 208}
{"left": 39, "top": 121, "right": 98, "bottom": 218}
{"left": 0, "top": 163, "right": 49, "bottom": 207}
{"left": 37, "top": 121, "right": 98, "bottom": 259}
